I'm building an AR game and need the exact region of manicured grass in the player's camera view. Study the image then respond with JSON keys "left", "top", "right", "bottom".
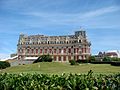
{"left": 0, "top": 62, "right": 120, "bottom": 74}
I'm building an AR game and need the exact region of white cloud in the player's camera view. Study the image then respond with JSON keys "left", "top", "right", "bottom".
{"left": 19, "top": 5, "right": 120, "bottom": 27}
{"left": 81, "top": 6, "right": 120, "bottom": 19}
{"left": 22, "top": 5, "right": 120, "bottom": 18}
{"left": 0, "top": 53, "right": 10, "bottom": 60}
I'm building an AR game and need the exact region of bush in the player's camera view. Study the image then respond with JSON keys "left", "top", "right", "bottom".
{"left": 90, "top": 61, "right": 111, "bottom": 64}
{"left": 0, "top": 61, "right": 10, "bottom": 69}
{"left": 89, "top": 56, "right": 96, "bottom": 61}
{"left": 111, "top": 57, "right": 120, "bottom": 61}
{"left": 103, "top": 57, "right": 111, "bottom": 61}
{"left": 0, "top": 71, "right": 120, "bottom": 90}
{"left": 69, "top": 60, "right": 76, "bottom": 65}
{"left": 111, "top": 61, "right": 120, "bottom": 66}
{"left": 76, "top": 60, "right": 90, "bottom": 63}
{"left": 33, "top": 54, "right": 53, "bottom": 63}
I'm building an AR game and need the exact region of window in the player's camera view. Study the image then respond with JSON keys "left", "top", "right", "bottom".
{"left": 40, "top": 49, "right": 42, "bottom": 53}
{"left": 64, "top": 48, "right": 66, "bottom": 53}
{"left": 36, "top": 49, "right": 38, "bottom": 54}
{"left": 74, "top": 48, "right": 76, "bottom": 53}
{"left": 85, "top": 48, "right": 86, "bottom": 53}
{"left": 77, "top": 48, "right": 79, "bottom": 53}
{"left": 49, "top": 49, "right": 52, "bottom": 53}
{"left": 68, "top": 56, "right": 71, "bottom": 60}
{"left": 32, "top": 49, "right": 34, "bottom": 53}
{"left": 81, "top": 56, "right": 83, "bottom": 60}
{"left": 79, "top": 40, "right": 81, "bottom": 43}
{"left": 82, "top": 48, "right": 86, "bottom": 53}
{"left": 63, "top": 56, "right": 66, "bottom": 61}
{"left": 77, "top": 55, "right": 79, "bottom": 60}
{"left": 59, "top": 49, "right": 61, "bottom": 53}
{"left": 54, "top": 49, "right": 56, "bottom": 53}
{"left": 54, "top": 56, "right": 56, "bottom": 61}
{"left": 59, "top": 56, "right": 61, "bottom": 61}
{"left": 45, "top": 49, "right": 47, "bottom": 53}
{"left": 27, "top": 49, "right": 29, "bottom": 53}
{"left": 22, "top": 49, "right": 23, "bottom": 53}
{"left": 68, "top": 48, "right": 71, "bottom": 53}
{"left": 82, "top": 48, "right": 84, "bottom": 53}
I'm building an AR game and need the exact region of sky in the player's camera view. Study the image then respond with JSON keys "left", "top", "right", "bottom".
{"left": 0, "top": 0, "right": 120, "bottom": 59}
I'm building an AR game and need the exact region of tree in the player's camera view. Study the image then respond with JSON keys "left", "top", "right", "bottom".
{"left": 89, "top": 56, "right": 95, "bottom": 61}
{"left": 0, "top": 61, "right": 10, "bottom": 69}
{"left": 103, "top": 57, "right": 111, "bottom": 61}
{"left": 69, "top": 60, "right": 77, "bottom": 65}
{"left": 33, "top": 54, "right": 53, "bottom": 63}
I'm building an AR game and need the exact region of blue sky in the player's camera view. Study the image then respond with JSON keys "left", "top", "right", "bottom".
{"left": 0, "top": 0, "right": 120, "bottom": 59}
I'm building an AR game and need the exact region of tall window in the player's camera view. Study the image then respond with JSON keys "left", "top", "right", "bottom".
{"left": 54, "top": 49, "right": 56, "bottom": 53}
{"left": 68, "top": 48, "right": 71, "bottom": 53}
{"left": 68, "top": 56, "right": 71, "bottom": 60}
{"left": 49, "top": 49, "right": 52, "bottom": 53}
{"left": 64, "top": 48, "right": 66, "bottom": 53}
{"left": 32, "top": 49, "right": 34, "bottom": 53}
{"left": 40, "top": 49, "right": 42, "bottom": 53}
{"left": 45, "top": 49, "right": 47, "bottom": 53}
{"left": 77, "top": 48, "right": 79, "bottom": 53}
{"left": 85, "top": 48, "right": 86, "bottom": 53}
{"left": 74, "top": 48, "right": 76, "bottom": 53}
{"left": 82, "top": 48, "right": 84, "bottom": 53}
{"left": 59, "top": 56, "right": 61, "bottom": 61}
{"left": 22, "top": 49, "right": 24, "bottom": 53}
{"left": 88, "top": 48, "right": 90, "bottom": 53}
{"left": 27, "top": 49, "right": 29, "bottom": 53}
{"left": 59, "top": 49, "right": 61, "bottom": 53}
{"left": 77, "top": 55, "right": 79, "bottom": 60}
{"left": 36, "top": 49, "right": 38, "bottom": 54}
{"left": 63, "top": 56, "right": 66, "bottom": 61}
{"left": 18, "top": 49, "right": 20, "bottom": 53}
{"left": 54, "top": 56, "right": 56, "bottom": 61}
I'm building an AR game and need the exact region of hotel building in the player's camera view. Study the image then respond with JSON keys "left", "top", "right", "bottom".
{"left": 17, "top": 30, "right": 91, "bottom": 63}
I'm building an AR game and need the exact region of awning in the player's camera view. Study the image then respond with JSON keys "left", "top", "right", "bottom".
{"left": 24, "top": 57, "right": 38, "bottom": 60}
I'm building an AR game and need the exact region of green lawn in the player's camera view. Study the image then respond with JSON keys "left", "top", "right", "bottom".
{"left": 0, "top": 62, "right": 120, "bottom": 74}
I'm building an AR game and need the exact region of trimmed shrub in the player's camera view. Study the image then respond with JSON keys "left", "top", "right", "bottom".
{"left": 69, "top": 60, "right": 76, "bottom": 65}
{"left": 111, "top": 61, "right": 120, "bottom": 66}
{"left": 89, "top": 56, "right": 96, "bottom": 61}
{"left": 0, "top": 71, "right": 120, "bottom": 90}
{"left": 0, "top": 61, "right": 10, "bottom": 69}
{"left": 76, "top": 60, "right": 90, "bottom": 63}
{"left": 111, "top": 58, "right": 120, "bottom": 61}
{"left": 103, "top": 57, "right": 111, "bottom": 61}
{"left": 33, "top": 54, "right": 53, "bottom": 63}
{"left": 90, "top": 61, "right": 111, "bottom": 64}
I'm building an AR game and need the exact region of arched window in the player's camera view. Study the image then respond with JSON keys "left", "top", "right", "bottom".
{"left": 79, "top": 40, "right": 81, "bottom": 43}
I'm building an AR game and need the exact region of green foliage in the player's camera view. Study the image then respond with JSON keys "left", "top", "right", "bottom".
{"left": 111, "top": 62, "right": 120, "bottom": 66}
{"left": 69, "top": 60, "right": 76, "bottom": 65}
{"left": 103, "top": 57, "right": 120, "bottom": 62}
{"left": 103, "top": 57, "right": 111, "bottom": 61}
{"left": 0, "top": 61, "right": 10, "bottom": 69}
{"left": 0, "top": 71, "right": 120, "bottom": 90}
{"left": 76, "top": 60, "right": 90, "bottom": 63}
{"left": 89, "top": 56, "right": 96, "bottom": 61}
{"left": 33, "top": 54, "right": 53, "bottom": 63}
{"left": 111, "top": 57, "right": 120, "bottom": 61}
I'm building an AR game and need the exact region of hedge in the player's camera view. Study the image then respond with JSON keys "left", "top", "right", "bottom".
{"left": 111, "top": 61, "right": 120, "bottom": 66}
{"left": 0, "top": 61, "right": 10, "bottom": 69}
